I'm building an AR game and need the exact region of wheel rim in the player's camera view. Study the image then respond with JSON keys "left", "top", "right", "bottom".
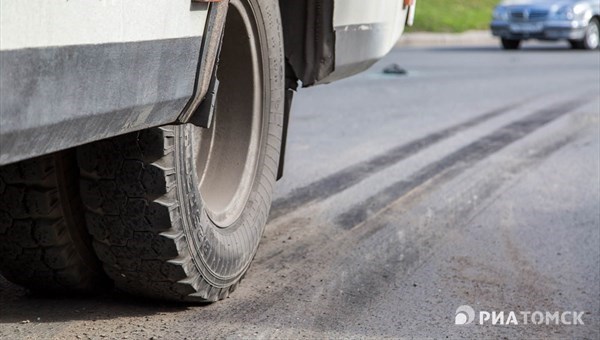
{"left": 190, "top": 0, "right": 263, "bottom": 228}
{"left": 587, "top": 21, "right": 599, "bottom": 49}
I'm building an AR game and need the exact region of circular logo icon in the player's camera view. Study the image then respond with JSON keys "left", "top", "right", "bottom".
{"left": 455, "top": 305, "right": 475, "bottom": 325}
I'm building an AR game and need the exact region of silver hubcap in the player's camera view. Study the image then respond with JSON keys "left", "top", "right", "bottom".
{"left": 190, "top": 0, "right": 263, "bottom": 228}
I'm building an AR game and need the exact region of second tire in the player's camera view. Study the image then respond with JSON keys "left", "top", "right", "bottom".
{"left": 77, "top": 0, "right": 284, "bottom": 302}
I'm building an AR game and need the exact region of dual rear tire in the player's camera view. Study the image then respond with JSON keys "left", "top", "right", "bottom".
{"left": 0, "top": 0, "right": 284, "bottom": 302}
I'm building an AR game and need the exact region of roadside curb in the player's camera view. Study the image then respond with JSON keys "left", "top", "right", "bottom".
{"left": 396, "top": 30, "right": 498, "bottom": 47}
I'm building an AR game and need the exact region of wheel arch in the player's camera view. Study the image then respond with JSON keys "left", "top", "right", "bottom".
{"left": 178, "top": 0, "right": 336, "bottom": 180}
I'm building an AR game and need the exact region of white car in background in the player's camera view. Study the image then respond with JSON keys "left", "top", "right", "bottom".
{"left": 0, "top": 0, "right": 415, "bottom": 302}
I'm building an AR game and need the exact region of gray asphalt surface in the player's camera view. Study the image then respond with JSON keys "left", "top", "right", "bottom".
{"left": 1, "top": 42, "right": 599, "bottom": 339}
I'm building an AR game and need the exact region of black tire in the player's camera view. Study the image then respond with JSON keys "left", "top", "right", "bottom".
{"left": 569, "top": 39, "right": 583, "bottom": 49}
{"left": 78, "top": 0, "right": 284, "bottom": 302}
{"left": 571, "top": 18, "right": 600, "bottom": 50}
{"left": 501, "top": 38, "right": 521, "bottom": 50}
{"left": 0, "top": 152, "right": 109, "bottom": 294}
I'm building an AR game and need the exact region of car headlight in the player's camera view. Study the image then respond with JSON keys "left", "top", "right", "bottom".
{"left": 555, "top": 5, "right": 575, "bottom": 20}
{"left": 492, "top": 6, "right": 509, "bottom": 21}
{"left": 573, "top": 3, "right": 592, "bottom": 20}
{"left": 554, "top": 3, "right": 590, "bottom": 20}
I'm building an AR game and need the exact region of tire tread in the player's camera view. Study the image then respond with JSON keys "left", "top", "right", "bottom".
{"left": 0, "top": 153, "right": 108, "bottom": 293}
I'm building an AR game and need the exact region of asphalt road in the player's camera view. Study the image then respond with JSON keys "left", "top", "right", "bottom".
{"left": 1, "top": 42, "right": 599, "bottom": 339}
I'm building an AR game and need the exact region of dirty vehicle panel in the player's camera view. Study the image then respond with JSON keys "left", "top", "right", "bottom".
{"left": 0, "top": 0, "right": 413, "bottom": 301}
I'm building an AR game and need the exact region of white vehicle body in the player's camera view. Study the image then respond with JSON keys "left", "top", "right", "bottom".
{"left": 0, "top": 0, "right": 414, "bottom": 165}
{"left": 324, "top": 0, "right": 412, "bottom": 83}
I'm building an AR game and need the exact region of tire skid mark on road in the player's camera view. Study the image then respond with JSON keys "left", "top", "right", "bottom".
{"left": 335, "top": 96, "right": 590, "bottom": 230}
{"left": 222, "top": 98, "right": 595, "bottom": 335}
{"left": 200, "top": 130, "right": 583, "bottom": 338}
{"left": 270, "top": 101, "right": 528, "bottom": 220}
{"left": 313, "top": 134, "right": 579, "bottom": 327}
